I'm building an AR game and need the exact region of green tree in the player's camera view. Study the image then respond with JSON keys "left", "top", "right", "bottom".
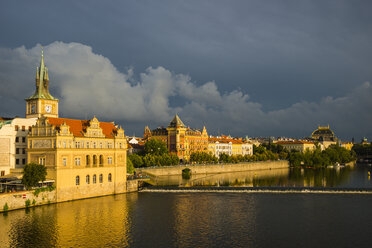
{"left": 169, "top": 153, "right": 180, "bottom": 165}
{"left": 22, "top": 163, "right": 47, "bottom": 189}
{"left": 127, "top": 157, "right": 135, "bottom": 174}
{"left": 144, "top": 139, "right": 168, "bottom": 155}
{"left": 128, "top": 153, "right": 144, "bottom": 168}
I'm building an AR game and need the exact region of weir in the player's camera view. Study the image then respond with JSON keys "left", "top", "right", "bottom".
{"left": 140, "top": 186, "right": 372, "bottom": 194}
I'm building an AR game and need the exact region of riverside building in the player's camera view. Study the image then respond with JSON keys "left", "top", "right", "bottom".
{"left": 24, "top": 50, "right": 127, "bottom": 201}
{"left": 144, "top": 114, "right": 208, "bottom": 162}
{"left": 208, "top": 136, "right": 253, "bottom": 158}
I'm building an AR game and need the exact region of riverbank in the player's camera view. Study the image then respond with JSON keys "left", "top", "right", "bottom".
{"left": 136, "top": 160, "right": 289, "bottom": 177}
{"left": 0, "top": 180, "right": 139, "bottom": 213}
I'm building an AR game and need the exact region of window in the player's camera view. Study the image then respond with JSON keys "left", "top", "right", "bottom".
{"left": 108, "top": 173, "right": 112, "bottom": 182}
{"left": 93, "top": 155, "right": 97, "bottom": 166}
{"left": 22, "top": 137, "right": 26, "bottom": 143}
{"left": 107, "top": 157, "right": 113, "bottom": 165}
{"left": 16, "top": 159, "right": 19, "bottom": 165}
{"left": 63, "top": 158, "right": 67, "bottom": 166}
{"left": 22, "top": 148, "right": 25, "bottom": 154}
{"left": 22, "top": 159, "right": 26, "bottom": 164}
{"left": 99, "top": 155, "right": 104, "bottom": 166}
{"left": 16, "top": 148, "right": 20, "bottom": 154}
{"left": 119, "top": 143, "right": 122, "bottom": 149}
{"left": 75, "top": 142, "right": 80, "bottom": 148}
{"left": 100, "top": 143, "right": 102, "bottom": 148}
{"left": 87, "top": 142, "right": 90, "bottom": 148}
{"left": 86, "top": 175, "right": 90, "bottom": 184}
{"left": 39, "top": 157, "right": 45, "bottom": 165}
{"left": 75, "top": 157, "right": 81, "bottom": 166}
{"left": 76, "top": 176, "right": 80, "bottom": 185}
{"left": 15, "top": 125, "right": 19, "bottom": 131}
{"left": 93, "top": 174, "right": 97, "bottom": 184}
{"left": 63, "top": 141, "right": 66, "bottom": 148}
{"left": 1, "top": 171, "right": 5, "bottom": 177}
{"left": 93, "top": 142, "right": 96, "bottom": 148}
{"left": 16, "top": 137, "right": 19, "bottom": 143}
{"left": 86, "top": 155, "right": 90, "bottom": 167}
{"left": 99, "top": 174, "right": 103, "bottom": 183}
{"left": 22, "top": 126, "right": 25, "bottom": 131}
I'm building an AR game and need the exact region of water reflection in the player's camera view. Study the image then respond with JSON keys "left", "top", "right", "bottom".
{"left": 0, "top": 194, "right": 138, "bottom": 248}
{"left": 149, "top": 165, "right": 372, "bottom": 188}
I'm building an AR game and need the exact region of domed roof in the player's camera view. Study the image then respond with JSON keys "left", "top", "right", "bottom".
{"left": 311, "top": 125, "right": 336, "bottom": 140}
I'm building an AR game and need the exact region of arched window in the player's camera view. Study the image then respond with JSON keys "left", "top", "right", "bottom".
{"left": 76, "top": 176, "right": 80, "bottom": 185}
{"left": 108, "top": 173, "right": 112, "bottom": 182}
{"left": 86, "top": 175, "right": 90, "bottom": 184}
{"left": 86, "top": 155, "right": 90, "bottom": 167}
{"left": 93, "top": 155, "right": 97, "bottom": 167}
{"left": 93, "top": 174, "right": 97, "bottom": 184}
{"left": 99, "top": 174, "right": 103, "bottom": 183}
{"left": 99, "top": 155, "right": 104, "bottom": 167}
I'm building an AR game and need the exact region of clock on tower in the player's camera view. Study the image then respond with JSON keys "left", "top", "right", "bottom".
{"left": 25, "top": 48, "right": 59, "bottom": 118}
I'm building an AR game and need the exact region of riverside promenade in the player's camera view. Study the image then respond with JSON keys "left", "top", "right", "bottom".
{"left": 136, "top": 160, "right": 289, "bottom": 177}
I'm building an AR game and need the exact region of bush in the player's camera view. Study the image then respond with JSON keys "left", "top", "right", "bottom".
{"left": 182, "top": 168, "right": 191, "bottom": 179}
{"left": 25, "top": 199, "right": 31, "bottom": 208}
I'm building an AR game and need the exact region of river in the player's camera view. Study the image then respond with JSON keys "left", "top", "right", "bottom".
{"left": 1, "top": 165, "right": 372, "bottom": 247}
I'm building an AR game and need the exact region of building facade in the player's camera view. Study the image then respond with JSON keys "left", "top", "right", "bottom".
{"left": 208, "top": 136, "right": 253, "bottom": 158}
{"left": 23, "top": 50, "right": 128, "bottom": 201}
{"left": 144, "top": 114, "right": 208, "bottom": 161}
{"left": 0, "top": 118, "right": 37, "bottom": 176}
{"left": 276, "top": 140, "right": 316, "bottom": 152}
{"left": 27, "top": 117, "right": 127, "bottom": 201}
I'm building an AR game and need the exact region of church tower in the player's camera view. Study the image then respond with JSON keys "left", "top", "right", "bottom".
{"left": 25, "top": 48, "right": 59, "bottom": 118}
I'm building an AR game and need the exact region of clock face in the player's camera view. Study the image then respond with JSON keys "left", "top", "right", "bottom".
{"left": 45, "top": 105, "right": 52, "bottom": 113}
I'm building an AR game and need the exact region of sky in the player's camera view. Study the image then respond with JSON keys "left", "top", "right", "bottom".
{"left": 0, "top": 0, "right": 371, "bottom": 141}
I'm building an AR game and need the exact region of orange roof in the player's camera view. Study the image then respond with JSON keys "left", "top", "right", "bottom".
{"left": 47, "top": 117, "right": 117, "bottom": 138}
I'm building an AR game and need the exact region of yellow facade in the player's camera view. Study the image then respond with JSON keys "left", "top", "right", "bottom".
{"left": 276, "top": 141, "right": 316, "bottom": 152}
{"left": 24, "top": 50, "right": 128, "bottom": 201}
{"left": 27, "top": 117, "right": 127, "bottom": 201}
{"left": 145, "top": 115, "right": 208, "bottom": 161}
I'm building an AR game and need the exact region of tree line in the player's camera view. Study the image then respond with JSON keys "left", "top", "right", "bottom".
{"left": 128, "top": 139, "right": 179, "bottom": 170}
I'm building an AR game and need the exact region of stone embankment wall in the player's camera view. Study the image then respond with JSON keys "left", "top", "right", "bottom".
{"left": 0, "top": 190, "right": 56, "bottom": 213}
{"left": 126, "top": 180, "right": 138, "bottom": 192}
{"left": 137, "top": 160, "right": 289, "bottom": 177}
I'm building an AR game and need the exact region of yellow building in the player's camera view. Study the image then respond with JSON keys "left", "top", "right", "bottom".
{"left": 208, "top": 136, "right": 253, "bottom": 158}
{"left": 144, "top": 114, "right": 208, "bottom": 161}
{"left": 339, "top": 141, "right": 353, "bottom": 150}
{"left": 276, "top": 140, "right": 316, "bottom": 152}
{"left": 25, "top": 50, "right": 127, "bottom": 201}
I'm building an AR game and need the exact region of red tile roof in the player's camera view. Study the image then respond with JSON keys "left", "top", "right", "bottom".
{"left": 47, "top": 117, "right": 117, "bottom": 138}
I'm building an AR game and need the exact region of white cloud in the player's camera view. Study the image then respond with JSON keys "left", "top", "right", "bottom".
{"left": 0, "top": 41, "right": 371, "bottom": 140}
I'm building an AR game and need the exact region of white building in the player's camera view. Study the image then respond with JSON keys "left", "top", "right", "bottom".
{"left": 0, "top": 118, "right": 37, "bottom": 176}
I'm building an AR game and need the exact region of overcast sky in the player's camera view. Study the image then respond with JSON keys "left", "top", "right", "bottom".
{"left": 0, "top": 0, "right": 371, "bottom": 141}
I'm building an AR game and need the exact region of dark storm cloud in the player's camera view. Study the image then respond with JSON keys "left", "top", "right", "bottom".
{"left": 0, "top": 1, "right": 371, "bottom": 140}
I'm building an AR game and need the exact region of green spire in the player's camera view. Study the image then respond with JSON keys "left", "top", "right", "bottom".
{"left": 26, "top": 47, "right": 57, "bottom": 100}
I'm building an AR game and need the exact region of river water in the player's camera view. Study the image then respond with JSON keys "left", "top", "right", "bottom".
{"left": 1, "top": 165, "right": 372, "bottom": 247}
